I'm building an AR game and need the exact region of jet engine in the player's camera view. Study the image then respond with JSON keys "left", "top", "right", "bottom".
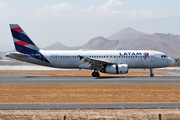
{"left": 100, "top": 64, "right": 128, "bottom": 74}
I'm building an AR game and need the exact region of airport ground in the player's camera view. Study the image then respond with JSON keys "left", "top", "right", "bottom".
{"left": 1, "top": 60, "right": 180, "bottom": 119}
{"left": 0, "top": 109, "right": 180, "bottom": 120}
{"left": 0, "top": 61, "right": 180, "bottom": 104}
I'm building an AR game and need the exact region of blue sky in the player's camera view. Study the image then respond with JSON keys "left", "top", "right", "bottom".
{"left": 0, "top": 0, "right": 180, "bottom": 51}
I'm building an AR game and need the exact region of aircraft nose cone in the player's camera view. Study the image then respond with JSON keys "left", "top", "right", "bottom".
{"left": 170, "top": 59, "right": 175, "bottom": 66}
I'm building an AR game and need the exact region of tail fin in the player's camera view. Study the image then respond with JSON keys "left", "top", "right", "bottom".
{"left": 10, "top": 24, "right": 39, "bottom": 54}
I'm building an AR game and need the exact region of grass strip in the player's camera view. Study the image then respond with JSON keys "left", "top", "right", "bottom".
{"left": 0, "top": 84, "right": 179, "bottom": 103}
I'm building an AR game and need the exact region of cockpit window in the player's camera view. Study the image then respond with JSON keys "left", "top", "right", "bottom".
{"left": 161, "top": 55, "right": 168, "bottom": 58}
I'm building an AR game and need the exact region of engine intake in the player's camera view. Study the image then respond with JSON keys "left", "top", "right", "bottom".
{"left": 100, "top": 64, "right": 128, "bottom": 74}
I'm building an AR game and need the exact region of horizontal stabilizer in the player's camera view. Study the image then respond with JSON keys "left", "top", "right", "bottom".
{"left": 6, "top": 52, "right": 30, "bottom": 58}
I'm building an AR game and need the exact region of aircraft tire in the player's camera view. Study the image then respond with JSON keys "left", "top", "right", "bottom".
{"left": 150, "top": 73, "right": 154, "bottom": 77}
{"left": 95, "top": 72, "right": 100, "bottom": 77}
{"left": 92, "top": 72, "right": 96, "bottom": 77}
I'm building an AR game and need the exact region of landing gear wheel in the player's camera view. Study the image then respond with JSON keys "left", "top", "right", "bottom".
{"left": 92, "top": 71, "right": 100, "bottom": 77}
{"left": 150, "top": 73, "right": 154, "bottom": 77}
{"left": 92, "top": 72, "right": 96, "bottom": 77}
{"left": 150, "top": 68, "right": 154, "bottom": 77}
{"left": 95, "top": 72, "right": 100, "bottom": 77}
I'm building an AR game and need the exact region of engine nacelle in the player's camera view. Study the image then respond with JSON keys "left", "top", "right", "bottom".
{"left": 100, "top": 64, "right": 128, "bottom": 74}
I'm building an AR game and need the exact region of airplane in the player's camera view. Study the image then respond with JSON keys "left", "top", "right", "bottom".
{"left": 6, "top": 24, "right": 175, "bottom": 77}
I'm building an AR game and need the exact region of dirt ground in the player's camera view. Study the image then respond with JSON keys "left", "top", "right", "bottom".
{"left": 0, "top": 84, "right": 179, "bottom": 103}
{"left": 0, "top": 71, "right": 167, "bottom": 76}
{"left": 0, "top": 109, "right": 180, "bottom": 120}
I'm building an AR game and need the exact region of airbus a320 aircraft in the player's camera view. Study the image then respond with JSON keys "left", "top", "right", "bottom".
{"left": 6, "top": 24, "right": 175, "bottom": 77}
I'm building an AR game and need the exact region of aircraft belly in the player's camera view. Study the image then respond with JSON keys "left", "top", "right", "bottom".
{"left": 127, "top": 59, "right": 144, "bottom": 68}
{"left": 59, "top": 61, "right": 67, "bottom": 68}
{"left": 135, "top": 61, "right": 144, "bottom": 68}
{"left": 127, "top": 61, "right": 135, "bottom": 68}
{"left": 57, "top": 61, "right": 79, "bottom": 68}
{"left": 69, "top": 61, "right": 78, "bottom": 68}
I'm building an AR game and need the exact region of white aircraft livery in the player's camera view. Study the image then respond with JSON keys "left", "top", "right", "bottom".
{"left": 6, "top": 24, "right": 175, "bottom": 77}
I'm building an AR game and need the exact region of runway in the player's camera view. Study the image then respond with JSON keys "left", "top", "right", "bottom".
{"left": 0, "top": 75, "right": 180, "bottom": 84}
{"left": 1, "top": 61, "right": 180, "bottom": 109}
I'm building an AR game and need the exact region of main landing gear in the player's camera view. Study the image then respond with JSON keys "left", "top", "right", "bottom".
{"left": 150, "top": 68, "right": 154, "bottom": 77}
{"left": 92, "top": 70, "right": 100, "bottom": 77}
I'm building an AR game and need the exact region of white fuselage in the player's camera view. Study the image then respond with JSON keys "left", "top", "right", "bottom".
{"left": 7, "top": 50, "right": 174, "bottom": 69}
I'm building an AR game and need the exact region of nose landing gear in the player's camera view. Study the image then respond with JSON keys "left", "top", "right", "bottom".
{"left": 150, "top": 68, "right": 154, "bottom": 77}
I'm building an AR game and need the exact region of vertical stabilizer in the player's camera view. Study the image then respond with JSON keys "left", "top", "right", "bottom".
{"left": 10, "top": 24, "right": 39, "bottom": 54}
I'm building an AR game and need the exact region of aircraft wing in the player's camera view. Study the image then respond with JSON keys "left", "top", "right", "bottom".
{"left": 83, "top": 57, "right": 113, "bottom": 69}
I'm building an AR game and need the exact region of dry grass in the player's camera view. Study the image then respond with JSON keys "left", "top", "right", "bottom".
{"left": 0, "top": 71, "right": 167, "bottom": 76}
{"left": 0, "top": 84, "right": 179, "bottom": 103}
{"left": 1, "top": 109, "right": 180, "bottom": 120}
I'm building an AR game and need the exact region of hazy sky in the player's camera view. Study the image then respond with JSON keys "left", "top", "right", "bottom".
{"left": 0, "top": 0, "right": 180, "bottom": 51}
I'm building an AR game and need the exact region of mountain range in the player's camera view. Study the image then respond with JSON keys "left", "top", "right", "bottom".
{"left": 1, "top": 27, "right": 180, "bottom": 59}
{"left": 106, "top": 27, "right": 147, "bottom": 40}
{"left": 44, "top": 27, "right": 180, "bottom": 59}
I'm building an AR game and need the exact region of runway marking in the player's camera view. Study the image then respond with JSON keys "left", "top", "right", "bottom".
{"left": 0, "top": 61, "right": 13, "bottom": 70}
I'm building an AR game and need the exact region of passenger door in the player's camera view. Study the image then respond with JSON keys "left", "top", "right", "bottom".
{"left": 151, "top": 56, "right": 156, "bottom": 62}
